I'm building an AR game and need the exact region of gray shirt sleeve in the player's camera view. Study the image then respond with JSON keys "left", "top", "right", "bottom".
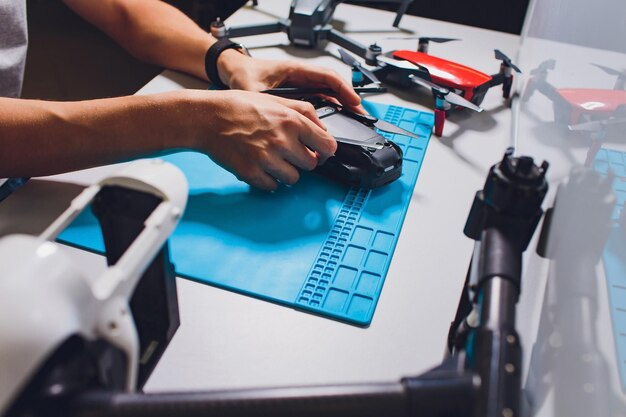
{"left": 0, "top": 0, "right": 28, "bottom": 98}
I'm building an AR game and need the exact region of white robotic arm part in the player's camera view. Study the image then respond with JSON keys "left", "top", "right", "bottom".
{"left": 0, "top": 159, "right": 188, "bottom": 415}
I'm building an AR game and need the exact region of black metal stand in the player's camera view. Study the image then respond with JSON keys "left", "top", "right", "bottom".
{"left": 459, "top": 148, "right": 548, "bottom": 416}
{"left": 530, "top": 168, "right": 619, "bottom": 417}
{"left": 58, "top": 149, "right": 549, "bottom": 417}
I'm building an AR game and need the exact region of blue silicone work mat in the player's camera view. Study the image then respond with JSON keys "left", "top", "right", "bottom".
{"left": 594, "top": 148, "right": 626, "bottom": 390}
{"left": 58, "top": 101, "right": 434, "bottom": 326}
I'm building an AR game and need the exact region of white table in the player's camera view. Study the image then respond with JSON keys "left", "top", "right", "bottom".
{"left": 1, "top": 0, "right": 522, "bottom": 394}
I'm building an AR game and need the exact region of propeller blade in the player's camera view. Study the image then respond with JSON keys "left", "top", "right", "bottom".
{"left": 530, "top": 59, "right": 556, "bottom": 75}
{"left": 444, "top": 91, "right": 484, "bottom": 112}
{"left": 590, "top": 63, "right": 626, "bottom": 77}
{"left": 569, "top": 117, "right": 626, "bottom": 132}
{"left": 408, "top": 74, "right": 448, "bottom": 94}
{"left": 568, "top": 120, "right": 604, "bottom": 132}
{"left": 494, "top": 49, "right": 522, "bottom": 73}
{"left": 373, "top": 119, "right": 422, "bottom": 140}
{"left": 339, "top": 48, "right": 359, "bottom": 66}
{"left": 408, "top": 75, "right": 483, "bottom": 112}
{"left": 338, "top": 49, "right": 381, "bottom": 84}
{"left": 334, "top": 136, "right": 385, "bottom": 149}
{"left": 385, "top": 36, "right": 421, "bottom": 40}
{"left": 338, "top": 48, "right": 359, "bottom": 67}
{"left": 376, "top": 54, "right": 421, "bottom": 71}
{"left": 419, "top": 37, "right": 459, "bottom": 44}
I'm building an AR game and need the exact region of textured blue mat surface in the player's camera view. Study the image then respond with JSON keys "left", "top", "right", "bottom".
{"left": 594, "top": 148, "right": 626, "bottom": 390}
{"left": 58, "top": 101, "right": 434, "bottom": 326}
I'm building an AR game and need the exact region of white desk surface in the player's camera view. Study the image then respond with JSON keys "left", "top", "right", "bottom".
{"left": 0, "top": 1, "right": 522, "bottom": 393}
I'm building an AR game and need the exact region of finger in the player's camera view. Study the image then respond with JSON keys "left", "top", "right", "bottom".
{"left": 319, "top": 94, "right": 342, "bottom": 107}
{"left": 243, "top": 168, "right": 280, "bottom": 191}
{"left": 281, "top": 141, "right": 319, "bottom": 171}
{"left": 288, "top": 99, "right": 327, "bottom": 131}
{"left": 287, "top": 64, "right": 361, "bottom": 108}
{"left": 262, "top": 156, "right": 301, "bottom": 186}
{"left": 270, "top": 95, "right": 327, "bottom": 131}
{"left": 319, "top": 93, "right": 366, "bottom": 115}
{"left": 348, "top": 103, "right": 367, "bottom": 114}
{"left": 315, "top": 150, "right": 333, "bottom": 166}
{"left": 294, "top": 112, "right": 337, "bottom": 160}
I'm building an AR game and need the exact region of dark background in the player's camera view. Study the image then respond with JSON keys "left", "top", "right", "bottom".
{"left": 23, "top": 0, "right": 529, "bottom": 101}
{"left": 347, "top": 0, "right": 530, "bottom": 34}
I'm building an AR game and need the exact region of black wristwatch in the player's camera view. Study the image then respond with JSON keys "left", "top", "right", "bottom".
{"left": 204, "top": 39, "right": 249, "bottom": 89}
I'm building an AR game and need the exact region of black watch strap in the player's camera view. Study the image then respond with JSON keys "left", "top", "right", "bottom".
{"left": 204, "top": 39, "right": 241, "bottom": 89}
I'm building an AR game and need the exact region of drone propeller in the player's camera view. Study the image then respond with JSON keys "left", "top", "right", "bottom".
{"left": 375, "top": 54, "right": 422, "bottom": 71}
{"left": 530, "top": 59, "right": 556, "bottom": 76}
{"left": 384, "top": 36, "right": 459, "bottom": 53}
{"left": 568, "top": 117, "right": 626, "bottom": 132}
{"left": 408, "top": 75, "right": 483, "bottom": 112}
{"left": 338, "top": 49, "right": 381, "bottom": 85}
{"left": 590, "top": 63, "right": 626, "bottom": 78}
{"left": 419, "top": 37, "right": 458, "bottom": 44}
{"left": 338, "top": 48, "right": 425, "bottom": 83}
{"left": 494, "top": 49, "right": 522, "bottom": 73}
{"left": 591, "top": 63, "right": 626, "bottom": 90}
{"left": 384, "top": 36, "right": 459, "bottom": 43}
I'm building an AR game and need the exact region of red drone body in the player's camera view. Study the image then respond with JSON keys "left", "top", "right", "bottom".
{"left": 556, "top": 88, "right": 626, "bottom": 125}
{"left": 522, "top": 61, "right": 626, "bottom": 167}
{"left": 523, "top": 61, "right": 626, "bottom": 127}
{"left": 393, "top": 50, "right": 494, "bottom": 105}
{"left": 340, "top": 39, "right": 519, "bottom": 136}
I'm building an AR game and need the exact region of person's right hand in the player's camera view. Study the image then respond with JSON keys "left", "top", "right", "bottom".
{"left": 186, "top": 89, "right": 337, "bottom": 191}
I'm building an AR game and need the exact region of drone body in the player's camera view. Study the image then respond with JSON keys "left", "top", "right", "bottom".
{"left": 342, "top": 40, "right": 520, "bottom": 136}
{"left": 523, "top": 61, "right": 626, "bottom": 167}
{"left": 392, "top": 50, "right": 493, "bottom": 105}
{"left": 216, "top": 2, "right": 518, "bottom": 137}
{"left": 215, "top": 0, "right": 414, "bottom": 58}
{"left": 548, "top": 88, "right": 626, "bottom": 125}
{"left": 524, "top": 61, "right": 626, "bottom": 126}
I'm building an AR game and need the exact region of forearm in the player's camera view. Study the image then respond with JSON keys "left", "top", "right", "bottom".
{"left": 0, "top": 92, "right": 197, "bottom": 177}
{"left": 64, "top": 0, "right": 215, "bottom": 81}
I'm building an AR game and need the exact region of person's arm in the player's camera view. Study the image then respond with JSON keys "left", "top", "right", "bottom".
{"left": 62, "top": 0, "right": 213, "bottom": 81}
{"left": 0, "top": 90, "right": 336, "bottom": 190}
{"left": 61, "top": 0, "right": 362, "bottom": 109}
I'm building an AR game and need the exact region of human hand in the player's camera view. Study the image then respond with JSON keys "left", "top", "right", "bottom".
{"left": 216, "top": 50, "right": 364, "bottom": 113}
{"left": 186, "top": 89, "right": 337, "bottom": 190}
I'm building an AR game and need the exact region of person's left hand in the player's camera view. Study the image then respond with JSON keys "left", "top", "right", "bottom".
{"left": 216, "top": 49, "right": 364, "bottom": 113}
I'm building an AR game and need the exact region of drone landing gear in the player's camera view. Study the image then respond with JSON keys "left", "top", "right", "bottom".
{"left": 490, "top": 50, "right": 521, "bottom": 101}
{"left": 434, "top": 109, "right": 446, "bottom": 137}
{"left": 502, "top": 69, "right": 514, "bottom": 100}
{"left": 434, "top": 97, "right": 447, "bottom": 136}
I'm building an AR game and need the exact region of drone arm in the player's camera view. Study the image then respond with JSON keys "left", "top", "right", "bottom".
{"left": 327, "top": 28, "right": 367, "bottom": 58}
{"left": 226, "top": 20, "right": 288, "bottom": 38}
{"left": 521, "top": 77, "right": 570, "bottom": 112}
{"left": 488, "top": 72, "right": 505, "bottom": 88}
{"left": 534, "top": 79, "right": 564, "bottom": 103}
{"left": 488, "top": 72, "right": 515, "bottom": 99}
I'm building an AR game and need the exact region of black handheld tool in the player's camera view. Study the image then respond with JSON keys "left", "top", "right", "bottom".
{"left": 262, "top": 86, "right": 387, "bottom": 96}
